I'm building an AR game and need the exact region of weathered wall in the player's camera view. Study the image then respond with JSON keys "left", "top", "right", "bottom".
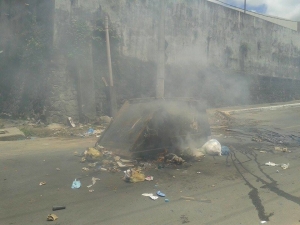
{"left": 1, "top": 0, "right": 300, "bottom": 122}
{"left": 51, "top": 0, "right": 300, "bottom": 120}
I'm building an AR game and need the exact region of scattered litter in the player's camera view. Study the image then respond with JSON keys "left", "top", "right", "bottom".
{"left": 89, "top": 189, "right": 94, "bottom": 193}
{"left": 92, "top": 177, "right": 100, "bottom": 185}
{"left": 84, "top": 147, "right": 102, "bottom": 161}
{"left": 197, "top": 139, "right": 221, "bottom": 157}
{"left": 260, "top": 221, "right": 267, "bottom": 224}
{"left": 274, "top": 146, "right": 290, "bottom": 153}
{"left": 156, "top": 191, "right": 165, "bottom": 197}
{"left": 265, "top": 162, "right": 279, "bottom": 166}
{"left": 87, "top": 128, "right": 94, "bottom": 135}
{"left": 165, "top": 199, "right": 169, "bottom": 202}
{"left": 145, "top": 176, "right": 153, "bottom": 181}
{"left": 47, "top": 214, "right": 58, "bottom": 221}
{"left": 281, "top": 163, "right": 289, "bottom": 169}
{"left": 142, "top": 193, "right": 158, "bottom": 200}
{"left": 259, "top": 151, "right": 267, "bottom": 153}
{"left": 221, "top": 146, "right": 230, "bottom": 156}
{"left": 56, "top": 168, "right": 60, "bottom": 171}
{"left": 114, "top": 156, "right": 121, "bottom": 161}
{"left": 52, "top": 206, "right": 66, "bottom": 211}
{"left": 196, "top": 172, "right": 201, "bottom": 174}
{"left": 116, "top": 161, "right": 134, "bottom": 168}
{"left": 87, "top": 177, "right": 100, "bottom": 188}
{"left": 142, "top": 193, "right": 154, "bottom": 196}
{"left": 80, "top": 157, "right": 86, "bottom": 163}
{"left": 276, "top": 170, "right": 279, "bottom": 173}
{"left": 71, "top": 179, "right": 81, "bottom": 189}
{"left": 149, "top": 195, "right": 159, "bottom": 200}
{"left": 123, "top": 168, "right": 145, "bottom": 183}
{"left": 0, "top": 130, "right": 8, "bottom": 134}
{"left": 88, "top": 162, "right": 99, "bottom": 168}
{"left": 39, "top": 181, "right": 46, "bottom": 186}
{"left": 165, "top": 153, "right": 185, "bottom": 164}
{"left": 67, "top": 117, "right": 75, "bottom": 127}
{"left": 82, "top": 167, "right": 89, "bottom": 171}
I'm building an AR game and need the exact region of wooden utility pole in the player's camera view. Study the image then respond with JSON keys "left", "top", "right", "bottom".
{"left": 156, "top": 0, "right": 165, "bottom": 99}
{"left": 105, "top": 15, "right": 117, "bottom": 117}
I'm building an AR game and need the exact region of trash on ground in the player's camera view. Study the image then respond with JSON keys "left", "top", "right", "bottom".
{"left": 88, "top": 162, "right": 99, "bottom": 168}
{"left": 84, "top": 147, "right": 103, "bottom": 161}
{"left": 71, "top": 179, "right": 81, "bottom": 189}
{"left": 165, "top": 199, "right": 169, "bottom": 202}
{"left": 196, "top": 172, "right": 201, "bottom": 174}
{"left": 123, "top": 168, "right": 145, "bottom": 183}
{"left": 149, "top": 195, "right": 159, "bottom": 200}
{"left": 39, "top": 181, "right": 46, "bottom": 186}
{"left": 142, "top": 193, "right": 154, "bottom": 196}
{"left": 82, "top": 167, "right": 89, "bottom": 171}
{"left": 87, "top": 128, "right": 94, "bottom": 135}
{"left": 260, "top": 221, "right": 267, "bottom": 224}
{"left": 89, "top": 189, "right": 94, "bottom": 192}
{"left": 47, "top": 214, "right": 58, "bottom": 221}
{"left": 52, "top": 206, "right": 66, "bottom": 211}
{"left": 221, "top": 146, "right": 230, "bottom": 156}
{"left": 56, "top": 168, "right": 60, "bottom": 171}
{"left": 265, "top": 162, "right": 279, "bottom": 166}
{"left": 0, "top": 129, "right": 8, "bottom": 134}
{"left": 116, "top": 161, "right": 134, "bottom": 168}
{"left": 281, "top": 163, "right": 289, "bottom": 169}
{"left": 165, "top": 153, "right": 185, "bottom": 164}
{"left": 67, "top": 117, "right": 75, "bottom": 127}
{"left": 145, "top": 176, "right": 153, "bottom": 181}
{"left": 196, "top": 139, "right": 221, "bottom": 157}
{"left": 259, "top": 151, "right": 267, "bottom": 153}
{"left": 114, "top": 156, "right": 135, "bottom": 168}
{"left": 87, "top": 177, "right": 100, "bottom": 188}
{"left": 92, "top": 177, "right": 100, "bottom": 185}
{"left": 142, "top": 193, "right": 158, "bottom": 200}
{"left": 156, "top": 191, "right": 165, "bottom": 197}
{"left": 274, "top": 146, "right": 290, "bottom": 152}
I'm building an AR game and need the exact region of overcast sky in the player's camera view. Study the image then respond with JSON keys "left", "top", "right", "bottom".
{"left": 223, "top": 0, "right": 300, "bottom": 21}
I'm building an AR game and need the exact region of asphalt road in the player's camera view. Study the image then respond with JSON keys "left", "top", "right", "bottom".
{"left": 1, "top": 105, "right": 300, "bottom": 225}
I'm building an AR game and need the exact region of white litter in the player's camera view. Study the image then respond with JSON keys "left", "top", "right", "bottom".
{"left": 260, "top": 221, "right": 267, "bottom": 224}
{"left": 265, "top": 162, "right": 279, "bottom": 166}
{"left": 142, "top": 193, "right": 159, "bottom": 200}
{"left": 142, "top": 193, "right": 154, "bottom": 197}
{"left": 281, "top": 163, "right": 289, "bottom": 169}
{"left": 87, "top": 177, "right": 100, "bottom": 188}
{"left": 149, "top": 195, "right": 159, "bottom": 200}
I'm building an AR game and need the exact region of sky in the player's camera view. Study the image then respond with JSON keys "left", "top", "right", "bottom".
{"left": 223, "top": 0, "right": 300, "bottom": 21}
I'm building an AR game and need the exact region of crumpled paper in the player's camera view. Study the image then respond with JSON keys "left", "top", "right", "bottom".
{"left": 47, "top": 214, "right": 58, "bottom": 221}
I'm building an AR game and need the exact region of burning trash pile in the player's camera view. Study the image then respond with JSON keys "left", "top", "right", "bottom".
{"left": 75, "top": 138, "right": 230, "bottom": 184}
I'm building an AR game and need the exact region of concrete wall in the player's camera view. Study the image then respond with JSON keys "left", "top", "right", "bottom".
{"left": 47, "top": 0, "right": 300, "bottom": 122}
{"left": 2, "top": 0, "right": 300, "bottom": 122}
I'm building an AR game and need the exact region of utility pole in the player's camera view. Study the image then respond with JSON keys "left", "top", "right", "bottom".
{"left": 156, "top": 0, "right": 165, "bottom": 99}
{"left": 244, "top": 0, "right": 246, "bottom": 14}
{"left": 105, "top": 15, "right": 117, "bottom": 117}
